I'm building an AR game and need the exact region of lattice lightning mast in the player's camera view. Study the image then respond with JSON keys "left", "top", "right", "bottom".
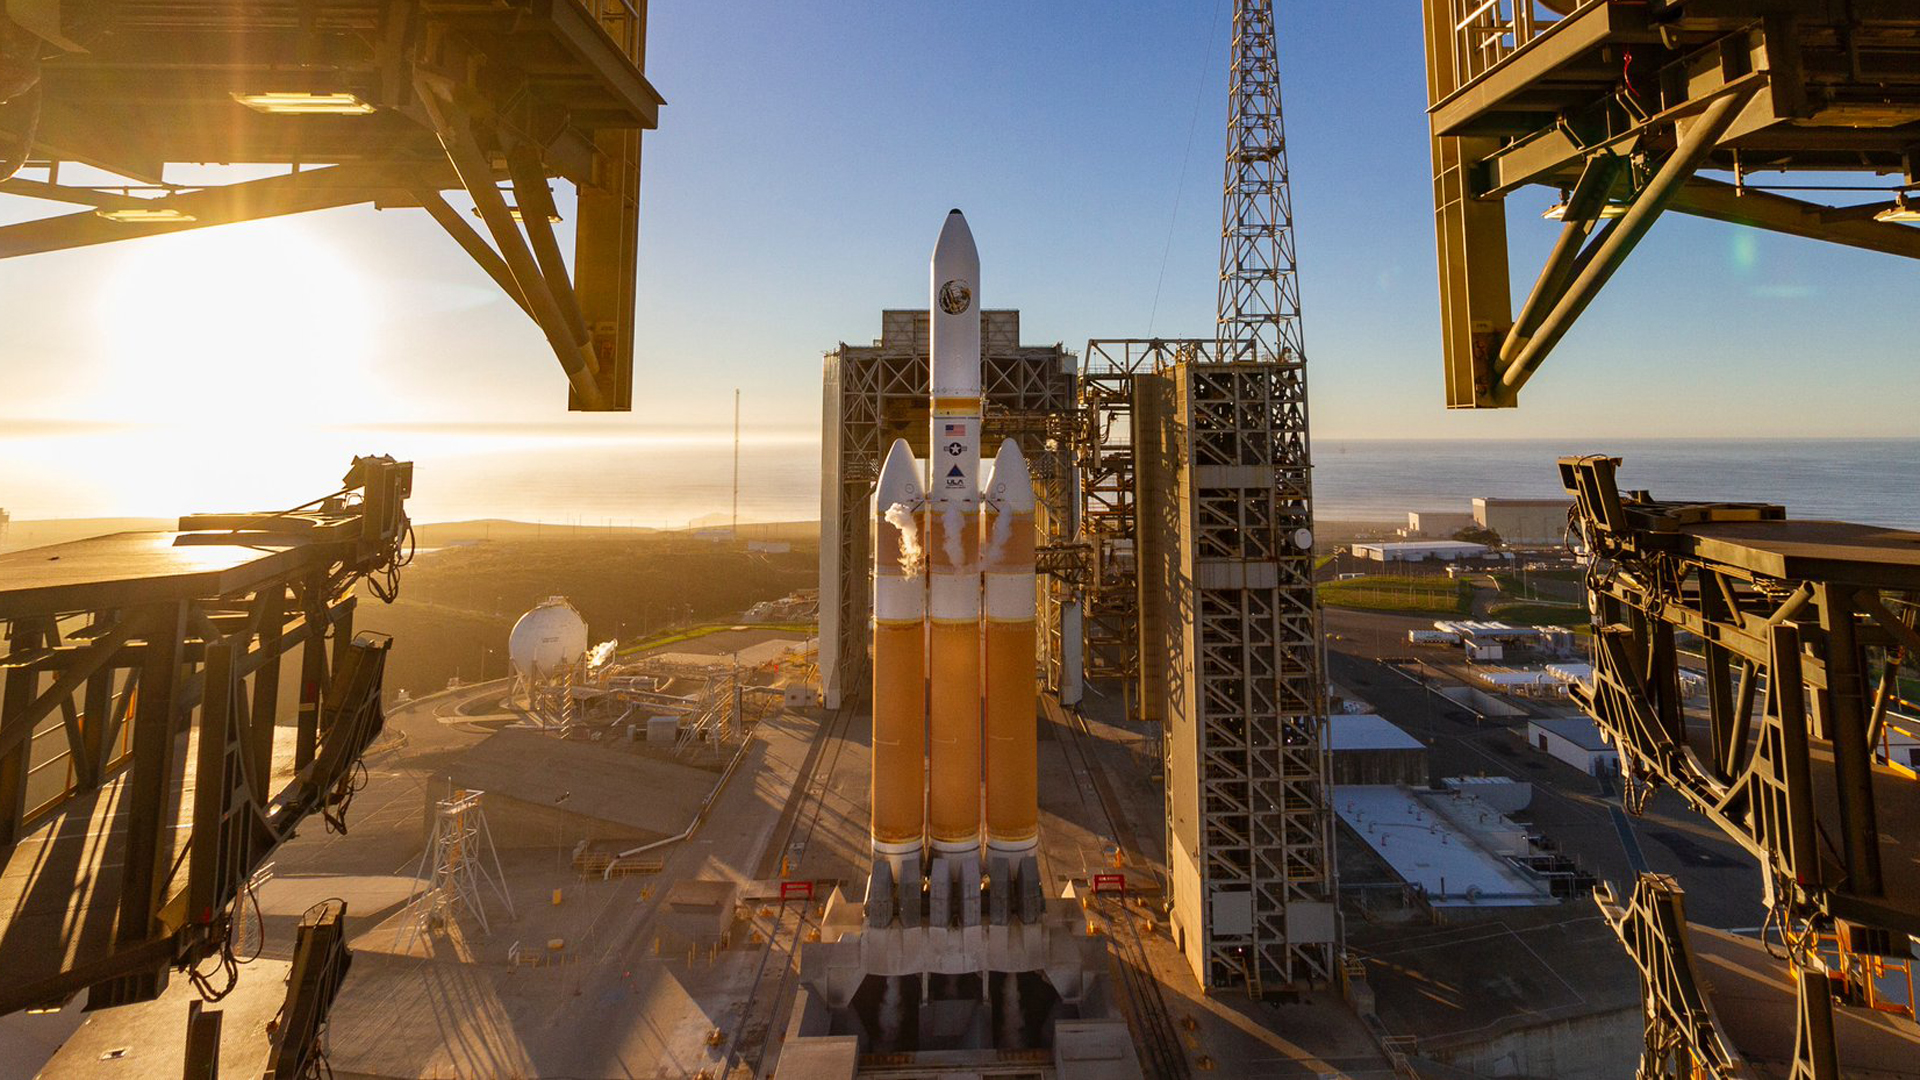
{"left": 1207, "top": 0, "right": 1335, "bottom": 989}
{"left": 1219, "top": 0, "right": 1306, "bottom": 367}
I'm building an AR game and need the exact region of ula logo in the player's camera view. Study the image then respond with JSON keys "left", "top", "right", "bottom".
{"left": 938, "top": 279, "right": 972, "bottom": 315}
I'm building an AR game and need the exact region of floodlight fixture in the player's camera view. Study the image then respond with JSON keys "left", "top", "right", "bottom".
{"left": 94, "top": 206, "right": 196, "bottom": 223}
{"left": 1542, "top": 201, "right": 1629, "bottom": 221}
{"left": 1873, "top": 194, "right": 1920, "bottom": 223}
{"left": 231, "top": 92, "right": 376, "bottom": 115}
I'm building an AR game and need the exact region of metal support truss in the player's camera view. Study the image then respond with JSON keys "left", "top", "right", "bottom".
{"left": 0, "top": 458, "right": 411, "bottom": 1014}
{"left": 265, "top": 899, "right": 353, "bottom": 1080}
{"left": 1421, "top": 1, "right": 1920, "bottom": 407}
{"left": 1197, "top": 0, "right": 1333, "bottom": 993}
{"left": 1152, "top": 360, "right": 1335, "bottom": 995}
{"left": 1599, "top": 874, "right": 1751, "bottom": 1079}
{"left": 0, "top": 0, "right": 660, "bottom": 409}
{"left": 1076, "top": 339, "right": 1212, "bottom": 717}
{"left": 1562, "top": 454, "right": 1920, "bottom": 1076}
{"left": 1091, "top": 0, "right": 1334, "bottom": 995}
{"left": 817, "top": 310, "right": 1078, "bottom": 711}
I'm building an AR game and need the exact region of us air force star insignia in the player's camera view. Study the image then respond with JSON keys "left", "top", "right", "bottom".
{"left": 946, "top": 442, "right": 964, "bottom": 455}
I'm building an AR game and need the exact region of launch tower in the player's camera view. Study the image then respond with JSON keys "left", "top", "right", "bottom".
{"left": 1083, "top": 0, "right": 1337, "bottom": 993}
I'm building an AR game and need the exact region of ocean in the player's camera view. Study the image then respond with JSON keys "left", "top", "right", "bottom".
{"left": 1311, "top": 439, "right": 1920, "bottom": 528}
{"left": 3, "top": 425, "right": 1916, "bottom": 532}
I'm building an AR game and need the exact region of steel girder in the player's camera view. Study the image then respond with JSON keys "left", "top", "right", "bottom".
{"left": 0, "top": 0, "right": 659, "bottom": 410}
{"left": 0, "top": 459, "right": 409, "bottom": 1014}
{"left": 1598, "top": 875, "right": 1753, "bottom": 1080}
{"left": 1422, "top": 0, "right": 1920, "bottom": 407}
{"left": 1563, "top": 454, "right": 1920, "bottom": 1076}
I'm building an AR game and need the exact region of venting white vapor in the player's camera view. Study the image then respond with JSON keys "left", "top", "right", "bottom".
{"left": 883, "top": 501, "right": 923, "bottom": 574}
{"left": 940, "top": 504, "right": 966, "bottom": 569}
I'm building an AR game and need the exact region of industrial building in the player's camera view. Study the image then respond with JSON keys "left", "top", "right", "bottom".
{"left": 1471, "top": 497, "right": 1570, "bottom": 547}
{"left": 1329, "top": 714, "right": 1428, "bottom": 786}
{"left": 1334, "top": 786, "right": 1563, "bottom": 909}
{"left": 1352, "top": 539, "right": 1490, "bottom": 563}
{"left": 1401, "top": 509, "right": 1476, "bottom": 538}
{"left": 1525, "top": 718, "right": 1620, "bottom": 778}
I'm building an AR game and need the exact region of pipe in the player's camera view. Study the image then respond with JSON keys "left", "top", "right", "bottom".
{"left": 505, "top": 145, "right": 596, "bottom": 359}
{"left": 1500, "top": 154, "right": 1622, "bottom": 366}
{"left": 1498, "top": 85, "right": 1759, "bottom": 398}
{"left": 604, "top": 720, "right": 755, "bottom": 878}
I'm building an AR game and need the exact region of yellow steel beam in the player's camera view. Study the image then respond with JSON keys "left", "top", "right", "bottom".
{"left": 1669, "top": 179, "right": 1920, "bottom": 262}
{"left": 0, "top": 161, "right": 454, "bottom": 258}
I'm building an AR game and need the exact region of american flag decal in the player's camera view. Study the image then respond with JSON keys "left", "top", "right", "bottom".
{"left": 944, "top": 423, "right": 966, "bottom": 436}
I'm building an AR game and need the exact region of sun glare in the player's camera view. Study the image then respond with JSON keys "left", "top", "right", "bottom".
{"left": 95, "top": 221, "right": 378, "bottom": 428}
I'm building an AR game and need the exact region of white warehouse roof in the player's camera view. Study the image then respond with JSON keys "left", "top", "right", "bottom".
{"left": 1529, "top": 717, "right": 1613, "bottom": 752}
{"left": 1329, "top": 714, "right": 1425, "bottom": 752}
{"left": 1433, "top": 620, "right": 1543, "bottom": 641}
{"left": 1353, "top": 541, "right": 1489, "bottom": 561}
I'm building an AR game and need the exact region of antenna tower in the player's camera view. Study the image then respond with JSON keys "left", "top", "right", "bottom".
{"left": 733, "top": 388, "right": 741, "bottom": 538}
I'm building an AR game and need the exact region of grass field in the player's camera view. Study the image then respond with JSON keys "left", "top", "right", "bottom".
{"left": 1318, "top": 575, "right": 1472, "bottom": 616}
{"left": 1490, "top": 569, "right": 1585, "bottom": 603}
{"left": 1487, "top": 600, "right": 1590, "bottom": 627}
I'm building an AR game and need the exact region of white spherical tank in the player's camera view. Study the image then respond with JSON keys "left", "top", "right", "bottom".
{"left": 508, "top": 596, "right": 589, "bottom": 680}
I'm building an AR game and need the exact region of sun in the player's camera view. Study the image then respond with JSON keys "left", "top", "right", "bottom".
{"left": 95, "top": 219, "right": 378, "bottom": 428}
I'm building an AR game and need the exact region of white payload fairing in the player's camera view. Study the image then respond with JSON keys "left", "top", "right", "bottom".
{"left": 867, "top": 210, "right": 1041, "bottom": 929}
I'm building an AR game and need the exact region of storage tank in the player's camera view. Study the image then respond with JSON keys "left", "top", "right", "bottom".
{"left": 509, "top": 596, "right": 589, "bottom": 680}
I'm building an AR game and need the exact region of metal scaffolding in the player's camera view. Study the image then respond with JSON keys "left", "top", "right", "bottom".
{"left": 0, "top": 457, "right": 411, "bottom": 1014}
{"left": 818, "top": 310, "right": 1079, "bottom": 711}
{"left": 397, "top": 789, "right": 515, "bottom": 949}
{"left": 0, "top": 0, "right": 661, "bottom": 409}
{"left": 1563, "top": 454, "right": 1920, "bottom": 1077}
{"left": 1421, "top": 0, "right": 1920, "bottom": 408}
{"left": 1076, "top": 339, "right": 1211, "bottom": 721}
{"left": 1124, "top": 0, "right": 1335, "bottom": 994}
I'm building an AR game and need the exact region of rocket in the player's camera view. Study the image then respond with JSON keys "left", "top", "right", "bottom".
{"left": 981, "top": 439, "right": 1037, "bottom": 864}
{"left": 867, "top": 210, "right": 1040, "bottom": 928}
{"left": 870, "top": 440, "right": 926, "bottom": 881}
{"left": 926, "top": 209, "right": 984, "bottom": 868}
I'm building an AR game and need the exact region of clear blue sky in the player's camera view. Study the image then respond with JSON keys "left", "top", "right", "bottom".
{"left": 4, "top": 0, "right": 1915, "bottom": 444}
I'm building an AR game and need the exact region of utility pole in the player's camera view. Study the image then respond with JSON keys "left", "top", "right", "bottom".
{"left": 732, "top": 388, "right": 741, "bottom": 540}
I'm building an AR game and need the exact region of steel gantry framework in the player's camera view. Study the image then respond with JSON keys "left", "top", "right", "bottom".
{"left": 0, "top": 0, "right": 660, "bottom": 409}
{"left": 1208, "top": 0, "right": 1331, "bottom": 992}
{"left": 818, "top": 310, "right": 1080, "bottom": 713}
{"left": 1075, "top": 338, "right": 1212, "bottom": 717}
{"left": 1096, "top": 0, "right": 1335, "bottom": 994}
{"left": 1563, "top": 454, "right": 1920, "bottom": 1077}
{"left": 1422, "top": 0, "right": 1920, "bottom": 407}
{"left": 0, "top": 457, "right": 411, "bottom": 1017}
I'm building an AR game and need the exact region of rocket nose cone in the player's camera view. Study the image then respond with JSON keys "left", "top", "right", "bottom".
{"left": 986, "top": 439, "right": 1034, "bottom": 511}
{"left": 948, "top": 208, "right": 963, "bottom": 216}
{"left": 932, "top": 210, "right": 978, "bottom": 267}
{"left": 876, "top": 439, "right": 921, "bottom": 505}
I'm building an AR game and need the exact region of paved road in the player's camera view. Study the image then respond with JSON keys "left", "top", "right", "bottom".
{"left": 1324, "top": 608, "right": 1767, "bottom": 931}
